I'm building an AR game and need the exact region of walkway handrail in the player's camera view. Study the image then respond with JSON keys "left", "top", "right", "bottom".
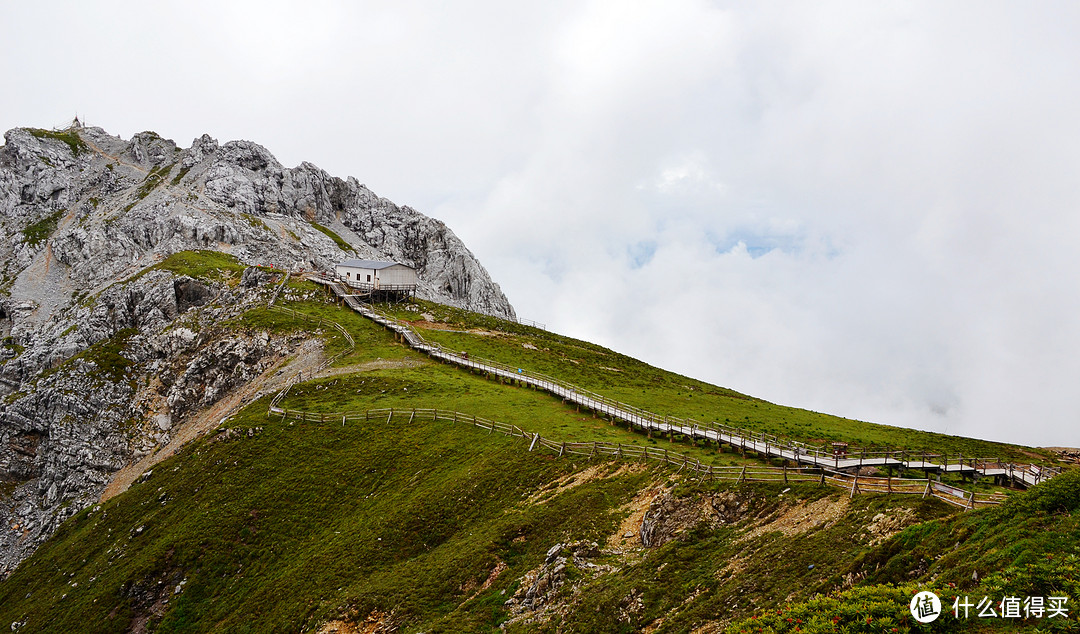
{"left": 264, "top": 303, "right": 358, "bottom": 410}
{"left": 261, "top": 404, "right": 1004, "bottom": 508}
{"left": 306, "top": 274, "right": 1057, "bottom": 490}
{"left": 267, "top": 271, "right": 291, "bottom": 307}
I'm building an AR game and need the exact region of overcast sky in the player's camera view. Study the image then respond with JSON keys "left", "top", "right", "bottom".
{"left": 3, "top": 1, "right": 1078, "bottom": 447}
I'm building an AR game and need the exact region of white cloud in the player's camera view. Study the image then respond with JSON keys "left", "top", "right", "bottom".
{"left": 2, "top": 1, "right": 1079, "bottom": 446}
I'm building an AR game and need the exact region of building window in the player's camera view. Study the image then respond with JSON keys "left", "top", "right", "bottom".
{"left": 366, "top": 274, "right": 371, "bottom": 282}
{"left": 346, "top": 272, "right": 351, "bottom": 279}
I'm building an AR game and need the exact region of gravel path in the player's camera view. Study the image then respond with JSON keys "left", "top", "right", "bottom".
{"left": 99, "top": 349, "right": 428, "bottom": 502}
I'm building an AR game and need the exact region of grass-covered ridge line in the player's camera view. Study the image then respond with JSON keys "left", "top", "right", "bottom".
{"left": 726, "top": 472, "right": 1080, "bottom": 632}
{"left": 1, "top": 280, "right": 1073, "bottom": 632}
{"left": 311, "top": 221, "right": 355, "bottom": 253}
{"left": 0, "top": 404, "right": 649, "bottom": 632}
{"left": 146, "top": 250, "right": 246, "bottom": 283}
{"left": 26, "top": 127, "right": 88, "bottom": 156}
{"left": 0, "top": 387, "right": 964, "bottom": 633}
{"left": 378, "top": 298, "right": 1050, "bottom": 464}
{"left": 228, "top": 298, "right": 416, "bottom": 368}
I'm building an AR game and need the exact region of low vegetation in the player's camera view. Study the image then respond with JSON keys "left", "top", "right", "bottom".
{"left": 38, "top": 328, "right": 138, "bottom": 386}
{"left": 240, "top": 213, "right": 272, "bottom": 233}
{"left": 0, "top": 406, "right": 646, "bottom": 632}
{"left": 134, "top": 162, "right": 174, "bottom": 201}
{"left": 380, "top": 299, "right": 1051, "bottom": 464}
{"left": 147, "top": 250, "right": 246, "bottom": 283}
{"left": 21, "top": 211, "right": 63, "bottom": 249}
{"left": 26, "top": 128, "right": 88, "bottom": 157}
{"left": 1, "top": 336, "right": 24, "bottom": 358}
{"left": 0, "top": 284, "right": 1074, "bottom": 633}
{"left": 311, "top": 221, "right": 356, "bottom": 253}
{"left": 169, "top": 165, "right": 192, "bottom": 186}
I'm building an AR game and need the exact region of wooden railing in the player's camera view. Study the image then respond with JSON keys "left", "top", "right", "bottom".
{"left": 302, "top": 274, "right": 1060, "bottom": 490}
{"left": 267, "top": 271, "right": 291, "bottom": 307}
{"left": 517, "top": 317, "right": 546, "bottom": 330}
{"left": 265, "top": 304, "right": 357, "bottom": 413}
{"left": 268, "top": 305, "right": 355, "bottom": 349}
{"left": 262, "top": 405, "right": 1005, "bottom": 508}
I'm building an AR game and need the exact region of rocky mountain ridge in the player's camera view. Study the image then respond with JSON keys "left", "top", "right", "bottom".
{"left": 0, "top": 124, "right": 515, "bottom": 574}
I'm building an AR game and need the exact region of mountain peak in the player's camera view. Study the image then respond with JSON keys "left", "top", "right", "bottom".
{"left": 0, "top": 125, "right": 514, "bottom": 320}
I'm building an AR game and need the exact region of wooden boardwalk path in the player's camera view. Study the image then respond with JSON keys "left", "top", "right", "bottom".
{"left": 302, "top": 275, "right": 1059, "bottom": 490}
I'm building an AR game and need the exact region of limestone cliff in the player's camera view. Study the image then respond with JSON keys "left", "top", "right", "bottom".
{"left": 0, "top": 124, "right": 515, "bottom": 574}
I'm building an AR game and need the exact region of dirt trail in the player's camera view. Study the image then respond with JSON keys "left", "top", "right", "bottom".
{"left": 313, "top": 357, "right": 427, "bottom": 378}
{"left": 100, "top": 340, "right": 326, "bottom": 502}
{"left": 99, "top": 352, "right": 427, "bottom": 502}
{"left": 79, "top": 134, "right": 148, "bottom": 174}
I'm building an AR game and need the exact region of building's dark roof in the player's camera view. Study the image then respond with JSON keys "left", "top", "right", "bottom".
{"left": 335, "top": 259, "right": 414, "bottom": 270}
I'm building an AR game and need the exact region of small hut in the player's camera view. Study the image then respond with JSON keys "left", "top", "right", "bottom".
{"left": 334, "top": 259, "right": 417, "bottom": 302}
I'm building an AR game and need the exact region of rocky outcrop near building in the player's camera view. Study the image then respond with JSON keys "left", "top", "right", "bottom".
{"left": 0, "top": 125, "right": 514, "bottom": 325}
{"left": 0, "top": 123, "right": 516, "bottom": 574}
{"left": 0, "top": 267, "right": 302, "bottom": 575}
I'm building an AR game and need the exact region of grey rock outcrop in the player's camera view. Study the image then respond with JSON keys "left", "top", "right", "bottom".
{"left": 0, "top": 125, "right": 514, "bottom": 324}
{"left": 0, "top": 123, "right": 517, "bottom": 575}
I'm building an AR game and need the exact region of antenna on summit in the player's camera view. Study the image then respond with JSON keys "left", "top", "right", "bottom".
{"left": 53, "top": 115, "right": 83, "bottom": 131}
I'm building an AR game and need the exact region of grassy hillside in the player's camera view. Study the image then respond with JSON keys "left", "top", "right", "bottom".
{"left": 376, "top": 296, "right": 1053, "bottom": 463}
{"left": 0, "top": 284, "right": 1074, "bottom": 632}
{"left": 723, "top": 470, "right": 1080, "bottom": 633}
{"left": 0, "top": 396, "right": 962, "bottom": 633}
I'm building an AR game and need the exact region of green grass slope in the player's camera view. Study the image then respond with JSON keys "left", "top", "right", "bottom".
{"left": 0, "top": 401, "right": 962, "bottom": 633}
{"left": 723, "top": 470, "right": 1080, "bottom": 633}
{"left": 0, "top": 282, "right": 1073, "bottom": 633}
{"left": 0, "top": 410, "right": 642, "bottom": 632}
{"left": 378, "top": 297, "right": 1053, "bottom": 463}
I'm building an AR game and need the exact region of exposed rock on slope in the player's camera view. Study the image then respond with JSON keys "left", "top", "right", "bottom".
{"left": 0, "top": 270, "right": 300, "bottom": 575}
{"left": 0, "top": 123, "right": 515, "bottom": 574}
{"left": 0, "top": 125, "right": 514, "bottom": 324}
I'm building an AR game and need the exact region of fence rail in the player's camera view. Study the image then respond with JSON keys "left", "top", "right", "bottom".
{"left": 267, "top": 271, "right": 291, "bottom": 307}
{"left": 517, "top": 317, "right": 547, "bottom": 330}
{"left": 263, "top": 403, "right": 1005, "bottom": 508}
{"left": 265, "top": 304, "right": 358, "bottom": 412}
{"left": 300, "top": 275, "right": 1059, "bottom": 491}
{"left": 306, "top": 276, "right": 1062, "bottom": 490}
{"left": 268, "top": 305, "right": 355, "bottom": 349}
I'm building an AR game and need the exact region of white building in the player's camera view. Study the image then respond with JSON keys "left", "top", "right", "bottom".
{"left": 333, "top": 259, "right": 418, "bottom": 297}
